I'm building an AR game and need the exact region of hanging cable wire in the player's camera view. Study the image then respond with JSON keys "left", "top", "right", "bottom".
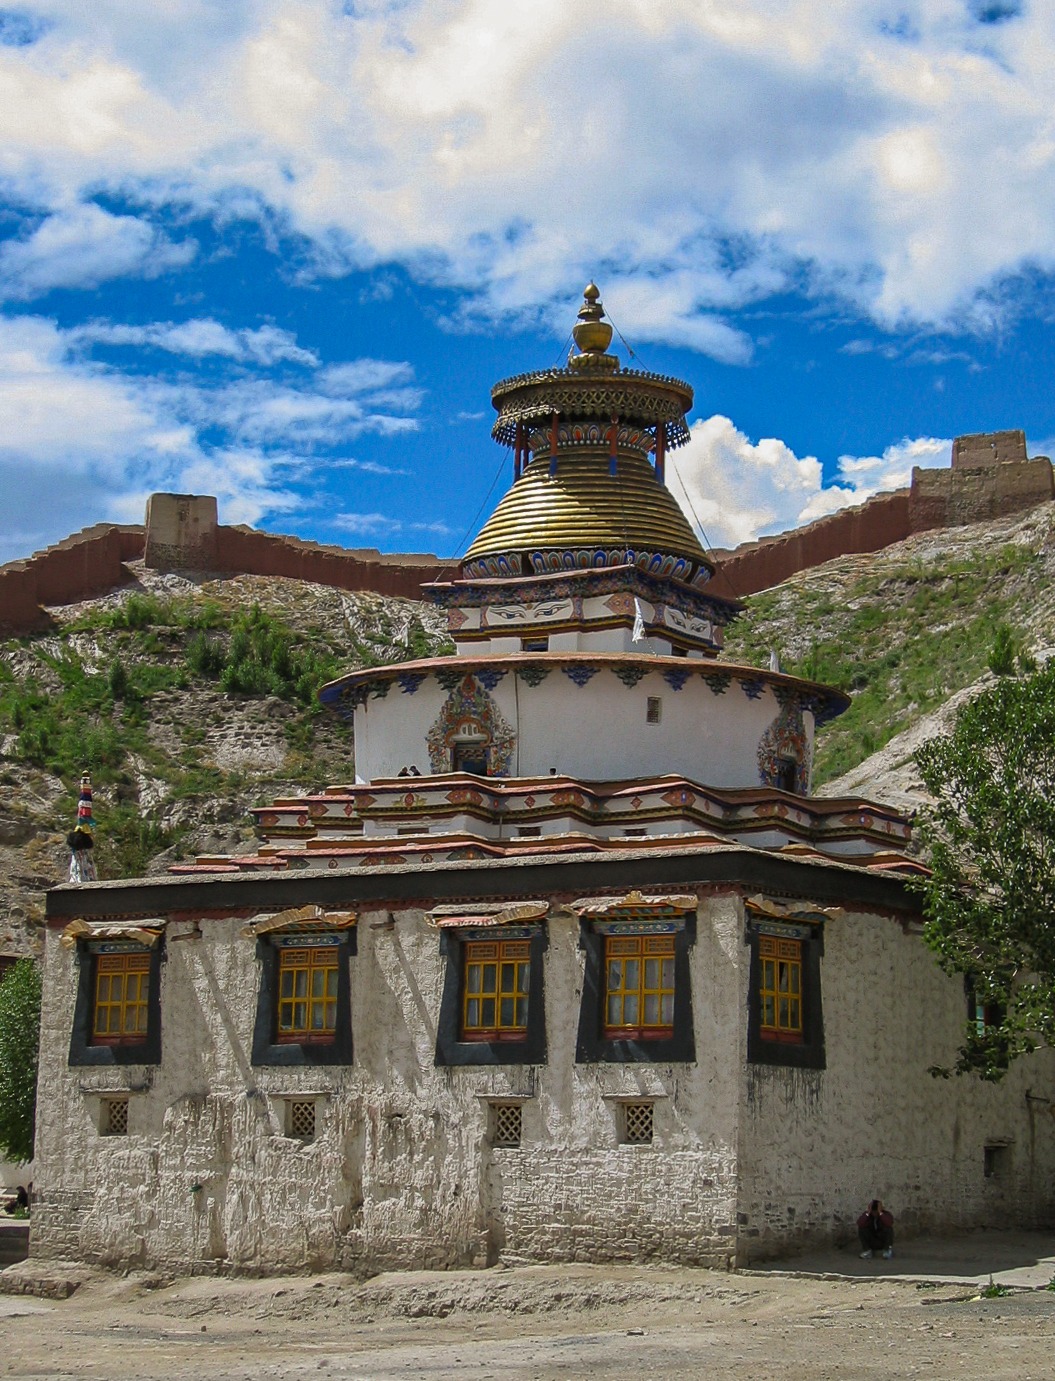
{"left": 668, "top": 462, "right": 746, "bottom": 605}
{"left": 550, "top": 330, "right": 575, "bottom": 370}
{"left": 451, "top": 449, "right": 509, "bottom": 560}
{"left": 604, "top": 308, "right": 642, "bottom": 367}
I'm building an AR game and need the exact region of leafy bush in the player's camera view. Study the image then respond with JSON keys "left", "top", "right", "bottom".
{"left": 192, "top": 604, "right": 341, "bottom": 706}
{"left": 0, "top": 960, "right": 41, "bottom": 1165}
{"left": 186, "top": 632, "right": 225, "bottom": 678}
{"left": 987, "top": 624, "right": 1017, "bottom": 676}
{"left": 108, "top": 658, "right": 130, "bottom": 700}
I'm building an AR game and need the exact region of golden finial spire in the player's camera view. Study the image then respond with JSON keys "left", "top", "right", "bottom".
{"left": 571, "top": 282, "right": 614, "bottom": 357}
{"left": 568, "top": 281, "right": 618, "bottom": 367}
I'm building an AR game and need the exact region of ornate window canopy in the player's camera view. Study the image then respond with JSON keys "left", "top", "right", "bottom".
{"left": 242, "top": 905, "right": 357, "bottom": 939}
{"left": 427, "top": 901, "right": 549, "bottom": 930}
{"left": 573, "top": 890, "right": 697, "bottom": 932}
{"left": 61, "top": 918, "right": 166, "bottom": 950}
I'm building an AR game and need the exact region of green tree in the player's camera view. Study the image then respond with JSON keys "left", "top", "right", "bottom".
{"left": 0, "top": 960, "right": 42, "bottom": 1163}
{"left": 914, "top": 665, "right": 1055, "bottom": 1079}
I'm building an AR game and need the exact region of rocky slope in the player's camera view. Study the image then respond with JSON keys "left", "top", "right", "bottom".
{"left": 3, "top": 499, "right": 1053, "bottom": 960}
{"left": 724, "top": 499, "right": 1055, "bottom": 794}
{"left": 0, "top": 563, "right": 452, "bottom": 958}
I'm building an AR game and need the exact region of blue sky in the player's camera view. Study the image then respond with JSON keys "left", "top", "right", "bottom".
{"left": 3, "top": 0, "right": 1055, "bottom": 565}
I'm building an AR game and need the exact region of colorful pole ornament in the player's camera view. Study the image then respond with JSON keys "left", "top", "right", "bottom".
{"left": 514, "top": 422, "right": 524, "bottom": 482}
{"left": 67, "top": 771, "right": 97, "bottom": 883}
{"left": 549, "top": 412, "right": 559, "bottom": 477}
{"left": 608, "top": 415, "right": 619, "bottom": 477}
{"left": 655, "top": 422, "right": 666, "bottom": 484}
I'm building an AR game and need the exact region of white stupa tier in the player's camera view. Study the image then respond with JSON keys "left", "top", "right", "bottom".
{"left": 175, "top": 286, "right": 916, "bottom": 879}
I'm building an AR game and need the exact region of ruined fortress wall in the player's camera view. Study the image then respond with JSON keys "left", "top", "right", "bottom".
{"left": 0, "top": 524, "right": 144, "bottom": 635}
{"left": 909, "top": 458, "right": 1054, "bottom": 532}
{"left": 4, "top": 447, "right": 1053, "bottom": 631}
{"left": 708, "top": 490, "right": 913, "bottom": 601}
{"left": 213, "top": 525, "right": 454, "bottom": 600}
{"left": 711, "top": 454, "right": 1055, "bottom": 599}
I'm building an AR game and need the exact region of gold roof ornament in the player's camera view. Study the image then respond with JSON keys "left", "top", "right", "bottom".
{"left": 570, "top": 282, "right": 616, "bottom": 365}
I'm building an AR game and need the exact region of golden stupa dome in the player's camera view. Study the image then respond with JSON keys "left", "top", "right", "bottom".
{"left": 464, "top": 286, "right": 710, "bottom": 580}
{"left": 464, "top": 450, "right": 708, "bottom": 571}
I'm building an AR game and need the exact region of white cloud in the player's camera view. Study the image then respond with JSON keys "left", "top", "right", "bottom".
{"left": 0, "top": 311, "right": 423, "bottom": 562}
{"left": 0, "top": 203, "right": 195, "bottom": 299}
{"left": 69, "top": 317, "right": 319, "bottom": 365}
{"left": 668, "top": 415, "right": 952, "bottom": 550}
{"left": 0, "top": 3, "right": 1052, "bottom": 338}
{"left": 330, "top": 510, "right": 453, "bottom": 539}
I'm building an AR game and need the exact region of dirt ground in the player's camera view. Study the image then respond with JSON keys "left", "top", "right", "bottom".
{"left": 0, "top": 1260, "right": 1053, "bottom": 1380}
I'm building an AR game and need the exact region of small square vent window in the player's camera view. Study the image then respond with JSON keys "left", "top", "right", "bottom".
{"left": 518, "top": 826, "right": 542, "bottom": 838}
{"left": 522, "top": 637, "right": 548, "bottom": 653}
{"left": 102, "top": 1097, "right": 129, "bottom": 1137}
{"left": 646, "top": 696, "right": 662, "bottom": 725}
{"left": 622, "top": 1101, "right": 654, "bottom": 1145}
{"left": 288, "top": 1099, "right": 317, "bottom": 1141}
{"left": 490, "top": 1103, "right": 523, "bottom": 1148}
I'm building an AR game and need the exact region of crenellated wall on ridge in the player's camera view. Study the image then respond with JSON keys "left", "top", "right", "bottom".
{"left": 0, "top": 523, "right": 145, "bottom": 635}
{"left": 3, "top": 436, "right": 1053, "bottom": 634}
{"left": 708, "top": 439, "right": 1054, "bottom": 600}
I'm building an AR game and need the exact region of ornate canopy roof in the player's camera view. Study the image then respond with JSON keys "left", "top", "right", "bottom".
{"left": 465, "top": 284, "right": 710, "bottom": 579}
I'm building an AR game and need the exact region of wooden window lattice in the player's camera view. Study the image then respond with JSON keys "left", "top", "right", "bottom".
{"left": 92, "top": 951, "right": 150, "bottom": 1045}
{"left": 462, "top": 940, "right": 530, "bottom": 1041}
{"left": 759, "top": 935, "right": 803, "bottom": 1042}
{"left": 604, "top": 933, "right": 675, "bottom": 1039}
{"left": 646, "top": 696, "right": 662, "bottom": 725}
{"left": 623, "top": 1101, "right": 653, "bottom": 1145}
{"left": 277, "top": 946, "right": 338, "bottom": 1043}
{"left": 288, "top": 1100, "right": 316, "bottom": 1140}
{"left": 103, "top": 1098, "right": 129, "bottom": 1136}
{"left": 490, "top": 1103, "right": 522, "bottom": 1147}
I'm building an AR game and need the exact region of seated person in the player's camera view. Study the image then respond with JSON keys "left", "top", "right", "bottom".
{"left": 857, "top": 1198, "right": 894, "bottom": 1259}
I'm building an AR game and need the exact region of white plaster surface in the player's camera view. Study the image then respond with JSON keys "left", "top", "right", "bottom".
{"left": 354, "top": 673, "right": 813, "bottom": 787}
{"left": 31, "top": 892, "right": 1055, "bottom": 1275}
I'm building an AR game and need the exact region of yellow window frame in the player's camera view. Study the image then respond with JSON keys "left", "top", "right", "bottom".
{"left": 92, "top": 951, "right": 151, "bottom": 1045}
{"left": 759, "top": 935, "right": 804, "bottom": 1043}
{"left": 277, "top": 946, "right": 339, "bottom": 1043}
{"left": 462, "top": 939, "right": 530, "bottom": 1041}
{"left": 603, "top": 933, "right": 675, "bottom": 1039}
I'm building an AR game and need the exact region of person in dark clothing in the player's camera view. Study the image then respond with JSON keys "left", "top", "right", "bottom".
{"left": 857, "top": 1198, "right": 894, "bottom": 1258}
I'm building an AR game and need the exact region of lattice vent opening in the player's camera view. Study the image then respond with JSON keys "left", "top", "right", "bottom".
{"left": 288, "top": 1099, "right": 317, "bottom": 1141}
{"left": 102, "top": 1098, "right": 129, "bottom": 1137}
{"left": 623, "top": 1101, "right": 654, "bottom": 1145}
{"left": 490, "top": 1103, "right": 523, "bottom": 1148}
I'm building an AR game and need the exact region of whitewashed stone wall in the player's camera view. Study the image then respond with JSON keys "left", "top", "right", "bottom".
{"left": 31, "top": 892, "right": 1055, "bottom": 1274}
{"left": 736, "top": 907, "right": 1055, "bottom": 1262}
